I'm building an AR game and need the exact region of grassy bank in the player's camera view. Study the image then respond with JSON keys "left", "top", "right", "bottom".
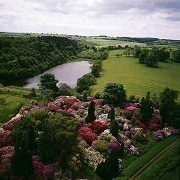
{"left": 0, "top": 86, "right": 40, "bottom": 123}
{"left": 117, "top": 135, "right": 179, "bottom": 179}
{"left": 91, "top": 50, "right": 180, "bottom": 102}
{"left": 138, "top": 141, "right": 179, "bottom": 180}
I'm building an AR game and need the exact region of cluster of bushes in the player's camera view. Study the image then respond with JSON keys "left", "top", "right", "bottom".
{"left": 170, "top": 49, "right": 180, "bottom": 63}
{"left": 133, "top": 46, "right": 180, "bottom": 67}
{"left": 134, "top": 46, "right": 170, "bottom": 67}
{"left": 78, "top": 47, "right": 108, "bottom": 60}
{"left": 9, "top": 109, "right": 80, "bottom": 178}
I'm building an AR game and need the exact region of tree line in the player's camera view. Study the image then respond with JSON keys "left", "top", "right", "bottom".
{"left": 133, "top": 46, "right": 180, "bottom": 67}
{"left": 0, "top": 36, "right": 87, "bottom": 84}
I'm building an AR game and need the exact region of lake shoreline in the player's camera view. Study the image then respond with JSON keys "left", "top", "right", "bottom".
{"left": 5, "top": 60, "right": 91, "bottom": 89}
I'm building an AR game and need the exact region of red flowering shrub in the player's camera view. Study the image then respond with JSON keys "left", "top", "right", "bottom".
{"left": 148, "top": 124, "right": 160, "bottom": 131}
{"left": 78, "top": 126, "right": 97, "bottom": 144}
{"left": 91, "top": 121, "right": 107, "bottom": 134}
{"left": 139, "top": 123, "right": 145, "bottom": 129}
{"left": 3, "top": 125, "right": 13, "bottom": 131}
{"left": 136, "top": 120, "right": 145, "bottom": 129}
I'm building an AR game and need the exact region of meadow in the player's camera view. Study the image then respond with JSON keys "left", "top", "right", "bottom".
{"left": 85, "top": 37, "right": 146, "bottom": 47}
{"left": 91, "top": 50, "right": 180, "bottom": 102}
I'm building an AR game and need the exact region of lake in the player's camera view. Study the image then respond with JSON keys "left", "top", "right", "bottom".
{"left": 18, "top": 61, "right": 91, "bottom": 88}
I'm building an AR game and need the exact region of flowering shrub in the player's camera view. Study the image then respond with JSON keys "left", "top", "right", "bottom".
{"left": 78, "top": 126, "right": 97, "bottom": 144}
{"left": 82, "top": 147, "right": 106, "bottom": 170}
{"left": 123, "top": 123, "right": 129, "bottom": 130}
{"left": 98, "top": 130, "right": 116, "bottom": 142}
{"left": 148, "top": 114, "right": 162, "bottom": 131}
{"left": 148, "top": 123, "right": 160, "bottom": 131}
{"left": 91, "top": 120, "right": 107, "bottom": 134}
{"left": 10, "top": 115, "right": 21, "bottom": 123}
{"left": 68, "top": 154, "right": 81, "bottom": 172}
{"left": 92, "top": 139, "right": 111, "bottom": 157}
{"left": 129, "top": 145, "right": 139, "bottom": 155}
{"left": 133, "top": 133, "right": 147, "bottom": 144}
{"left": 54, "top": 169, "right": 72, "bottom": 180}
{"left": 136, "top": 120, "right": 145, "bottom": 129}
{"left": 0, "top": 129, "right": 11, "bottom": 148}
{"left": 3, "top": 125, "right": 13, "bottom": 131}
{"left": 0, "top": 146, "right": 14, "bottom": 164}
{"left": 33, "top": 160, "right": 53, "bottom": 179}
{"left": 108, "top": 140, "right": 120, "bottom": 150}
{"left": 154, "top": 127, "right": 177, "bottom": 140}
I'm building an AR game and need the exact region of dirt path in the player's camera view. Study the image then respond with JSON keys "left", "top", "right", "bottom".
{"left": 130, "top": 139, "right": 179, "bottom": 180}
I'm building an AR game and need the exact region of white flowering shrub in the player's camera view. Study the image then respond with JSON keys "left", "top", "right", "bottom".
{"left": 82, "top": 147, "right": 106, "bottom": 170}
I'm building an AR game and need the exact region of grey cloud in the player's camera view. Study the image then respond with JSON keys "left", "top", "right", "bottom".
{"left": 152, "top": 0, "right": 180, "bottom": 11}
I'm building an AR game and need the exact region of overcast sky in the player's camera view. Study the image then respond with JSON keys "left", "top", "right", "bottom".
{"left": 1, "top": 0, "right": 180, "bottom": 39}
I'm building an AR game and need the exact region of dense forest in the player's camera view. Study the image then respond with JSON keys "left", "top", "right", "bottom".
{"left": 0, "top": 36, "right": 85, "bottom": 83}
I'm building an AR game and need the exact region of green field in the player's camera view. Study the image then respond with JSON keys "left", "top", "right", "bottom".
{"left": 85, "top": 37, "right": 146, "bottom": 47}
{"left": 0, "top": 94, "right": 30, "bottom": 124}
{"left": 138, "top": 142, "right": 179, "bottom": 180}
{"left": 91, "top": 50, "right": 180, "bottom": 102}
{"left": 0, "top": 86, "right": 40, "bottom": 123}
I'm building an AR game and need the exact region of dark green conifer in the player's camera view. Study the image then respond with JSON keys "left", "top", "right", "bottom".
{"left": 60, "top": 149, "right": 68, "bottom": 172}
{"left": 28, "top": 125, "right": 37, "bottom": 151}
{"left": 110, "top": 120, "right": 119, "bottom": 139}
{"left": 96, "top": 152, "right": 119, "bottom": 180}
{"left": 107, "top": 107, "right": 115, "bottom": 121}
{"left": 11, "top": 140, "right": 33, "bottom": 179}
{"left": 82, "top": 90, "right": 88, "bottom": 102}
{"left": 85, "top": 101, "right": 96, "bottom": 123}
{"left": 119, "top": 141, "right": 124, "bottom": 157}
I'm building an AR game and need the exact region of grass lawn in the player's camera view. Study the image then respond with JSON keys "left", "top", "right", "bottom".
{"left": 117, "top": 135, "right": 179, "bottom": 179}
{"left": 138, "top": 141, "right": 180, "bottom": 180}
{"left": 0, "top": 94, "right": 31, "bottom": 123}
{"left": 91, "top": 50, "right": 180, "bottom": 102}
{"left": 0, "top": 86, "right": 40, "bottom": 124}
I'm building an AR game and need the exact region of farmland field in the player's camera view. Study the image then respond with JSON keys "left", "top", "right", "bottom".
{"left": 91, "top": 50, "right": 180, "bottom": 102}
{"left": 85, "top": 37, "right": 146, "bottom": 47}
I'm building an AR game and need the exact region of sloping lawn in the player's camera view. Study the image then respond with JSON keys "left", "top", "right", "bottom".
{"left": 91, "top": 50, "right": 180, "bottom": 102}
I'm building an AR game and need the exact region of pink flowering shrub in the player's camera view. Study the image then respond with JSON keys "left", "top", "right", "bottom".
{"left": 108, "top": 140, "right": 120, "bottom": 150}
{"left": 0, "top": 129, "right": 11, "bottom": 148}
{"left": 0, "top": 146, "right": 14, "bottom": 164}
{"left": 91, "top": 120, "right": 107, "bottom": 134}
{"left": 10, "top": 116, "right": 21, "bottom": 123}
{"left": 33, "top": 160, "right": 53, "bottom": 179}
{"left": 148, "top": 114, "right": 162, "bottom": 131}
{"left": 148, "top": 124, "right": 160, "bottom": 131}
{"left": 78, "top": 126, "right": 97, "bottom": 144}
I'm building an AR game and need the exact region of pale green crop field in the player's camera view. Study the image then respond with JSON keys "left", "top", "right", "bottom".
{"left": 86, "top": 37, "right": 146, "bottom": 47}
{"left": 91, "top": 50, "right": 180, "bottom": 102}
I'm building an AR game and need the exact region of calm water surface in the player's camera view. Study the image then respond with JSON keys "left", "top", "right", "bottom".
{"left": 21, "top": 61, "right": 91, "bottom": 88}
